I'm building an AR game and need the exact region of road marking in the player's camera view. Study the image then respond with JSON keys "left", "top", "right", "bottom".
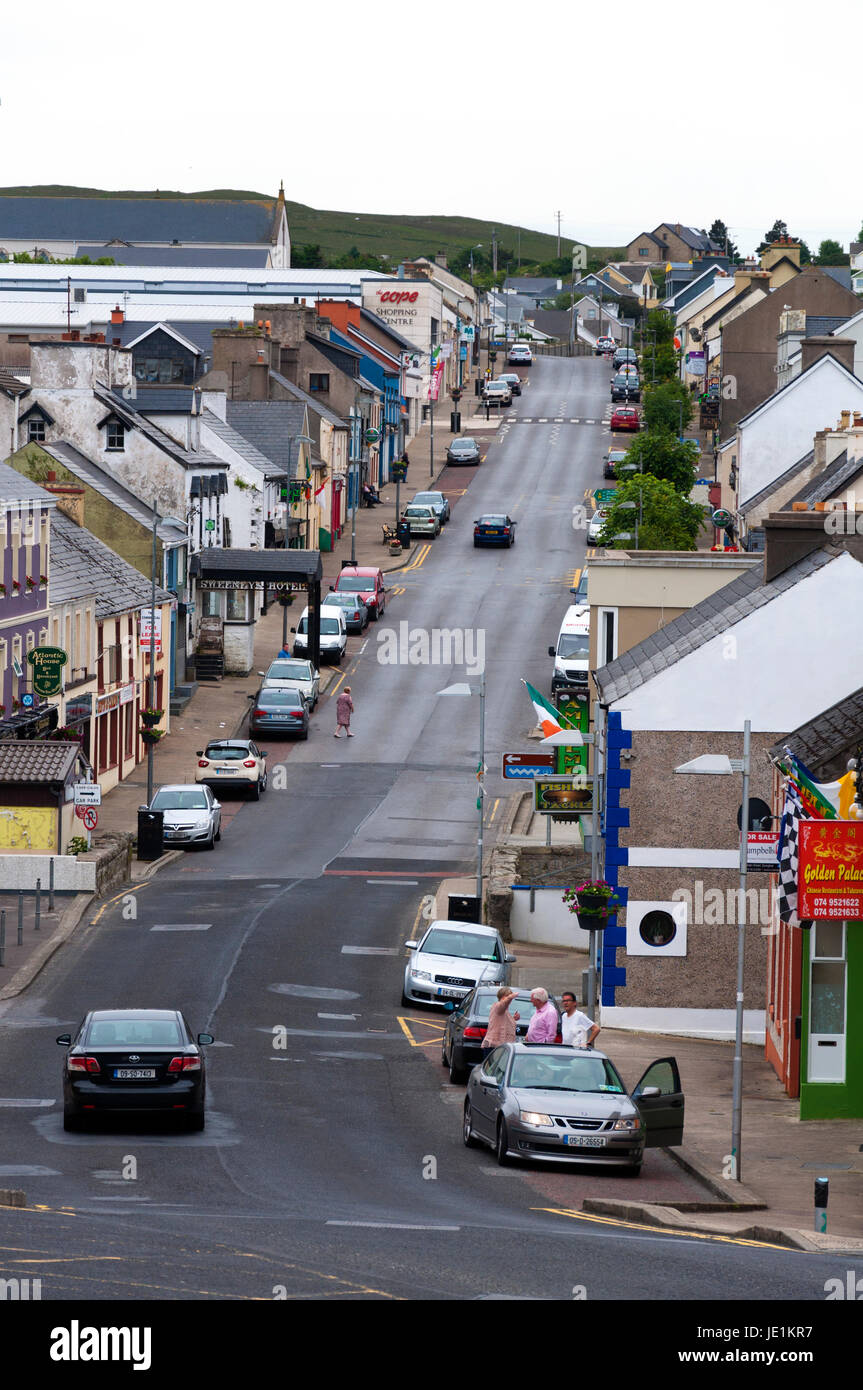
{"left": 553, "top": 417, "right": 563, "bottom": 422}
{"left": 150, "top": 923, "right": 211, "bottom": 932}
{"left": 488, "top": 798, "right": 500, "bottom": 825}
{"left": 317, "top": 1012, "right": 358, "bottom": 1020}
{"left": 326, "top": 1221, "right": 460, "bottom": 1231}
{"left": 91, "top": 883, "right": 150, "bottom": 925}
{"left": 341, "top": 946, "right": 400, "bottom": 956}
{"left": 396, "top": 1015, "right": 447, "bottom": 1048}
{"left": 319, "top": 763, "right": 341, "bottom": 768}
{"left": 534, "top": 1207, "right": 790, "bottom": 1249}
{"left": 328, "top": 672, "right": 346, "bottom": 698}
{"left": 365, "top": 879, "right": 419, "bottom": 886}
{"left": 259, "top": 1026, "right": 395, "bottom": 1039}
{"left": 404, "top": 544, "right": 432, "bottom": 572}
{"left": 0, "top": 1099, "right": 55, "bottom": 1108}
{"left": 537, "top": 417, "right": 548, "bottom": 423}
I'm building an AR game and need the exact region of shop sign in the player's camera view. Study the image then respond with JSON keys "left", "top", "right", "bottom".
{"left": 534, "top": 776, "right": 593, "bottom": 816}
{"left": 140, "top": 609, "right": 162, "bottom": 656}
{"left": 96, "top": 689, "right": 121, "bottom": 715}
{"left": 120, "top": 683, "right": 136, "bottom": 705}
{"left": 27, "top": 646, "right": 68, "bottom": 698}
{"left": 798, "top": 820, "right": 863, "bottom": 919}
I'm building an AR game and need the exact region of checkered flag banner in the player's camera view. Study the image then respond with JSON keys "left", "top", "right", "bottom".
{"left": 776, "top": 777, "right": 812, "bottom": 929}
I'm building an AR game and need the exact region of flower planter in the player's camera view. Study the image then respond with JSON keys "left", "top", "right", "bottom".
{"left": 575, "top": 891, "right": 611, "bottom": 916}
{"left": 141, "top": 709, "right": 163, "bottom": 728}
{"left": 140, "top": 728, "right": 163, "bottom": 745}
{"left": 388, "top": 540, "right": 402, "bottom": 556}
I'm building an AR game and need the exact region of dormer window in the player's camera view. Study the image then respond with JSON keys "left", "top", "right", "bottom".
{"left": 106, "top": 420, "right": 126, "bottom": 451}
{"left": 28, "top": 417, "right": 46, "bottom": 443}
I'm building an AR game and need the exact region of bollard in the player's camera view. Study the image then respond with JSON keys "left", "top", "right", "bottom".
{"left": 814, "top": 1176, "right": 829, "bottom": 1233}
{"left": 17, "top": 891, "right": 23, "bottom": 946}
{"left": 0, "top": 909, "right": 5, "bottom": 967}
{"left": 49, "top": 857, "right": 55, "bottom": 912}
{"left": 35, "top": 879, "right": 41, "bottom": 932}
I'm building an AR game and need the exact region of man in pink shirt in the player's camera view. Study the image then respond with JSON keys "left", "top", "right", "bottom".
{"left": 526, "top": 988, "right": 558, "bottom": 1043}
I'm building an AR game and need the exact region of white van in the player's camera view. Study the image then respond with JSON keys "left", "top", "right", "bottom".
{"left": 548, "top": 605, "right": 590, "bottom": 695}
{"left": 291, "top": 605, "right": 347, "bottom": 664}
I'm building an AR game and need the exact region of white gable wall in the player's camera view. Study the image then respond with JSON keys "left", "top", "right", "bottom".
{"left": 610, "top": 551, "right": 863, "bottom": 732}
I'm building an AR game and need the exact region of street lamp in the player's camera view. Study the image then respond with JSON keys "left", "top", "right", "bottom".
{"left": 614, "top": 500, "right": 639, "bottom": 549}
{"left": 437, "top": 676, "right": 486, "bottom": 900}
{"left": 674, "top": 722, "right": 752, "bottom": 1182}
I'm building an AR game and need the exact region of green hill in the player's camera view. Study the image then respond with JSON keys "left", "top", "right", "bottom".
{"left": 0, "top": 186, "right": 622, "bottom": 268}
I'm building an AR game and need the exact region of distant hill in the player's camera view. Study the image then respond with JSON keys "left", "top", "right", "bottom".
{"left": 0, "top": 186, "right": 624, "bottom": 268}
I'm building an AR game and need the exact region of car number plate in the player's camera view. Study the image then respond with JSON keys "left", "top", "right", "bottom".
{"left": 436, "top": 987, "right": 462, "bottom": 998}
{"left": 563, "top": 1134, "right": 606, "bottom": 1147}
{"left": 215, "top": 768, "right": 236, "bottom": 773}
{"left": 114, "top": 1068, "right": 156, "bottom": 1079}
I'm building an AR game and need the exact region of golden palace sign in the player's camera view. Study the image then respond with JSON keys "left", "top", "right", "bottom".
{"left": 798, "top": 821, "right": 863, "bottom": 920}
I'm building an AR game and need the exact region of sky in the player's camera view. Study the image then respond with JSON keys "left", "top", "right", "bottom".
{"left": 1, "top": 1, "right": 860, "bottom": 259}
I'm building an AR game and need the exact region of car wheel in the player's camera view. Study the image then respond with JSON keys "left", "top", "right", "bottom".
{"left": 620, "top": 1163, "right": 643, "bottom": 1177}
{"left": 495, "top": 1118, "right": 511, "bottom": 1167}
{"left": 63, "top": 1108, "right": 82, "bottom": 1132}
{"left": 205, "top": 834, "right": 215, "bottom": 851}
{"left": 463, "top": 1101, "right": 480, "bottom": 1148}
{"left": 261, "top": 772, "right": 268, "bottom": 794}
{"left": 441, "top": 1039, "right": 449, "bottom": 1066}
{"left": 473, "top": 539, "right": 479, "bottom": 548}
{"left": 249, "top": 781, "right": 261, "bottom": 801}
{"left": 301, "top": 727, "right": 309, "bottom": 740}
{"left": 401, "top": 989, "right": 412, "bottom": 1008}
{"left": 215, "top": 825, "right": 221, "bottom": 842}
{"left": 186, "top": 1110, "right": 206, "bottom": 1133}
{"left": 449, "top": 1049, "right": 468, "bottom": 1085}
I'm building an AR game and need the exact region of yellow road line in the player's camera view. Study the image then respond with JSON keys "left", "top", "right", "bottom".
{"left": 488, "top": 798, "right": 500, "bottom": 825}
{"left": 572, "top": 566, "right": 582, "bottom": 589}
{"left": 396, "top": 1015, "right": 447, "bottom": 1047}
{"left": 533, "top": 1206, "right": 789, "bottom": 1250}
{"left": 91, "top": 883, "right": 150, "bottom": 925}
{"left": 404, "top": 544, "right": 431, "bottom": 572}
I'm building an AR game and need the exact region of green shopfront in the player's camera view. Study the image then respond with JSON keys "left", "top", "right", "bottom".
{"left": 799, "top": 919, "right": 863, "bottom": 1120}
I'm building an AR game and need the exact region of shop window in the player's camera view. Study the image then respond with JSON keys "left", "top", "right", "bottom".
{"left": 201, "top": 591, "right": 222, "bottom": 618}
{"left": 226, "top": 590, "right": 248, "bottom": 621}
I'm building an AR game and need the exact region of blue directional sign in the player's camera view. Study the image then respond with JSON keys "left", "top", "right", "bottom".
{"left": 501, "top": 752, "right": 556, "bottom": 779}
{"left": 20, "top": 692, "right": 36, "bottom": 709}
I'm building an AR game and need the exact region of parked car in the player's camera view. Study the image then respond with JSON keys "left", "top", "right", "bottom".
{"left": 508, "top": 343, "right": 532, "bottom": 365}
{"left": 446, "top": 436, "right": 481, "bottom": 466}
{"left": 613, "top": 347, "right": 638, "bottom": 370}
{"left": 610, "top": 406, "right": 640, "bottom": 432}
{"left": 248, "top": 685, "right": 309, "bottom": 739}
{"left": 570, "top": 569, "right": 589, "bottom": 605}
{"left": 323, "top": 591, "right": 370, "bottom": 633}
{"left": 611, "top": 373, "right": 640, "bottom": 403}
{"left": 603, "top": 448, "right": 627, "bottom": 480}
{"left": 595, "top": 335, "right": 616, "bottom": 356}
{"left": 259, "top": 657, "right": 320, "bottom": 706}
{"left": 291, "top": 605, "right": 347, "bottom": 664}
{"left": 497, "top": 372, "right": 522, "bottom": 397}
{"left": 411, "top": 489, "right": 451, "bottom": 524}
{"left": 332, "top": 566, "right": 387, "bottom": 620}
{"left": 482, "top": 380, "right": 512, "bottom": 407}
{"left": 474, "top": 514, "right": 516, "bottom": 547}
{"left": 441, "top": 987, "right": 562, "bottom": 1084}
{"left": 401, "top": 504, "right": 441, "bottom": 537}
{"left": 195, "top": 738, "right": 268, "bottom": 799}
{"left": 402, "top": 921, "right": 516, "bottom": 1008}
{"left": 549, "top": 604, "right": 590, "bottom": 693}
{"left": 587, "top": 509, "right": 608, "bottom": 545}
{"left": 145, "top": 784, "right": 221, "bottom": 851}
{"left": 57, "top": 1009, "right": 214, "bottom": 1132}
{"left": 462, "top": 1043, "right": 685, "bottom": 1173}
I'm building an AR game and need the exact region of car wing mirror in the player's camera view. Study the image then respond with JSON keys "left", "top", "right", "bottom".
{"left": 197, "top": 1032, "right": 215, "bottom": 1046}
{"left": 196, "top": 749, "right": 203, "bottom": 756}
{"left": 636, "top": 1085, "right": 661, "bottom": 1099}
{"left": 56, "top": 1033, "right": 71, "bottom": 1046}
{"left": 548, "top": 646, "right": 555, "bottom": 657}
{"left": 404, "top": 940, "right": 418, "bottom": 950}
{"left": 505, "top": 953, "right": 517, "bottom": 963}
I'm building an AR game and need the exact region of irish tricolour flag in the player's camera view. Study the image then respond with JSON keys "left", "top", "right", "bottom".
{"left": 523, "top": 680, "right": 570, "bottom": 738}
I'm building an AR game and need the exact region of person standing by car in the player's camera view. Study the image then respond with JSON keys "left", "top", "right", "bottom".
{"left": 560, "top": 991, "right": 600, "bottom": 1048}
{"left": 526, "top": 988, "right": 558, "bottom": 1042}
{"left": 483, "top": 986, "right": 520, "bottom": 1050}
{"left": 334, "top": 686, "right": 354, "bottom": 738}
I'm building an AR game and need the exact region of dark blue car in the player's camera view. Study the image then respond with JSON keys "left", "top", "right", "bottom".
{"left": 474, "top": 514, "right": 516, "bottom": 548}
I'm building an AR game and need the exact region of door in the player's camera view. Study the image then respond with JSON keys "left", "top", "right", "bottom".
{"left": 808, "top": 921, "right": 846, "bottom": 1083}
{"left": 471, "top": 1048, "right": 504, "bottom": 1139}
{"left": 632, "top": 1056, "right": 685, "bottom": 1148}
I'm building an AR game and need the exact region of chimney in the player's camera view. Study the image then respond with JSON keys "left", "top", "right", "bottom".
{"left": 800, "top": 336, "right": 855, "bottom": 375}
{"left": 434, "top": 252, "right": 448, "bottom": 269}
{"left": 110, "top": 305, "right": 124, "bottom": 324}
{"left": 44, "top": 483, "right": 85, "bottom": 527}
{"left": 762, "top": 509, "right": 863, "bottom": 583}
{"left": 840, "top": 410, "right": 852, "bottom": 429}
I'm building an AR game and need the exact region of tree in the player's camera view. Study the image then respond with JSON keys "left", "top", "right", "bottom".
{"left": 643, "top": 380, "right": 692, "bottom": 435}
{"left": 617, "top": 430, "right": 699, "bottom": 494}
{"left": 814, "top": 238, "right": 849, "bottom": 266}
{"left": 708, "top": 218, "right": 739, "bottom": 263}
{"left": 292, "top": 243, "right": 325, "bottom": 268}
{"left": 760, "top": 219, "right": 789, "bottom": 248}
{"left": 598, "top": 473, "right": 705, "bottom": 552}
{"left": 641, "top": 340, "right": 680, "bottom": 383}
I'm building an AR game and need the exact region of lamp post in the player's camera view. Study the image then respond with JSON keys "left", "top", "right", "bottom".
{"left": 146, "top": 504, "right": 158, "bottom": 807}
{"left": 674, "top": 722, "right": 752, "bottom": 1181}
{"left": 615, "top": 500, "right": 639, "bottom": 549}
{"left": 437, "top": 676, "right": 486, "bottom": 900}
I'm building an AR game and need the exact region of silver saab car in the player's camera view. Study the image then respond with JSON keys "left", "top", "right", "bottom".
{"left": 463, "top": 1043, "right": 684, "bottom": 1174}
{"left": 402, "top": 920, "right": 516, "bottom": 1008}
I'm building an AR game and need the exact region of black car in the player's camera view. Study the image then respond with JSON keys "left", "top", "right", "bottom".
{"left": 612, "top": 347, "right": 637, "bottom": 371}
{"left": 497, "top": 372, "right": 522, "bottom": 397}
{"left": 441, "top": 987, "right": 561, "bottom": 1083}
{"left": 447, "top": 436, "right": 481, "bottom": 466}
{"left": 248, "top": 685, "right": 309, "bottom": 739}
{"left": 57, "top": 1009, "right": 213, "bottom": 1131}
{"left": 603, "top": 448, "right": 628, "bottom": 480}
{"left": 611, "top": 373, "right": 640, "bottom": 403}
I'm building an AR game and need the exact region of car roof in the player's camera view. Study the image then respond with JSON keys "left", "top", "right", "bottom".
{"left": 425, "top": 919, "right": 497, "bottom": 936}
{"left": 204, "top": 739, "right": 250, "bottom": 748}
{"left": 156, "top": 783, "right": 206, "bottom": 792}
{"left": 89, "top": 1009, "right": 180, "bottom": 1020}
{"left": 499, "top": 1041, "right": 609, "bottom": 1060}
{"left": 338, "top": 567, "right": 380, "bottom": 577}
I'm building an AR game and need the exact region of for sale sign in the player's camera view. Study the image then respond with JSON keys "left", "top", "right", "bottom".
{"left": 798, "top": 820, "right": 863, "bottom": 920}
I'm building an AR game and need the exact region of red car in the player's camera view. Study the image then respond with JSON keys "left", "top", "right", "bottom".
{"left": 330, "top": 565, "right": 387, "bottom": 620}
{"left": 610, "top": 406, "right": 640, "bottom": 433}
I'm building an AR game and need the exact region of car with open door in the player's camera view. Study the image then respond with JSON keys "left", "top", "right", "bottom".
{"left": 441, "top": 987, "right": 562, "bottom": 1084}
{"left": 462, "top": 1043, "right": 684, "bottom": 1173}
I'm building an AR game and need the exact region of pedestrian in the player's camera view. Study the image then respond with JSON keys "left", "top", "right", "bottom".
{"left": 483, "top": 986, "right": 520, "bottom": 1050}
{"left": 277, "top": 646, "right": 291, "bottom": 658}
{"left": 334, "top": 686, "right": 354, "bottom": 738}
{"left": 559, "top": 991, "right": 600, "bottom": 1048}
{"left": 525, "top": 987, "right": 558, "bottom": 1043}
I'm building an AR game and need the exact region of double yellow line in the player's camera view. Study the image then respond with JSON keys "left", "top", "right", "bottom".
{"left": 403, "top": 543, "right": 431, "bottom": 572}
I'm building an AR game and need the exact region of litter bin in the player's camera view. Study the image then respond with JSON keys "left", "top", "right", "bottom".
{"left": 396, "top": 519, "right": 412, "bottom": 550}
{"left": 137, "top": 807, "right": 164, "bottom": 861}
{"left": 448, "top": 893, "right": 482, "bottom": 924}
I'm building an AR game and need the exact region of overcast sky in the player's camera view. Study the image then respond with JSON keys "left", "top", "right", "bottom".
{"left": 2, "top": 2, "right": 860, "bottom": 259}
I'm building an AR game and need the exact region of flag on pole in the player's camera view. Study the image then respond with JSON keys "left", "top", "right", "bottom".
{"left": 783, "top": 750, "right": 837, "bottom": 820}
{"left": 776, "top": 777, "right": 811, "bottom": 928}
{"left": 523, "top": 680, "right": 566, "bottom": 738}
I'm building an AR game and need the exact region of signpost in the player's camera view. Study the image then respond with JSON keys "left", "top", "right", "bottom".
{"left": 27, "top": 646, "right": 68, "bottom": 699}
{"left": 73, "top": 782, "right": 102, "bottom": 807}
{"left": 80, "top": 807, "right": 98, "bottom": 832}
{"left": 20, "top": 692, "right": 35, "bottom": 709}
{"left": 501, "top": 751, "right": 555, "bottom": 780}
{"left": 594, "top": 488, "right": 616, "bottom": 505}
{"left": 140, "top": 609, "right": 162, "bottom": 656}
{"left": 712, "top": 508, "right": 733, "bottom": 528}
{"left": 798, "top": 821, "right": 863, "bottom": 919}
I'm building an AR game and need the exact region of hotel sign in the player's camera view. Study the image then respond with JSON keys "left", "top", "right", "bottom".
{"left": 27, "top": 646, "right": 67, "bottom": 698}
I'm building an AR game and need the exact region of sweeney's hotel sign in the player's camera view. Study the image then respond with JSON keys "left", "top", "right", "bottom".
{"left": 798, "top": 821, "right": 863, "bottom": 920}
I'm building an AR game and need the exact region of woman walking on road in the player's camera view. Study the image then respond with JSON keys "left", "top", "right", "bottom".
{"left": 334, "top": 686, "right": 354, "bottom": 737}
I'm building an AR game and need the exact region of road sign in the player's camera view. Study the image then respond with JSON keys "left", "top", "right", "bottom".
{"left": 20, "top": 692, "right": 36, "bottom": 709}
{"left": 75, "top": 805, "right": 99, "bottom": 830}
{"left": 73, "top": 782, "right": 102, "bottom": 807}
{"left": 594, "top": 488, "right": 616, "bottom": 503}
{"left": 502, "top": 751, "right": 556, "bottom": 779}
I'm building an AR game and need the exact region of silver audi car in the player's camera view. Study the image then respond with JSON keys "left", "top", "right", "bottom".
{"left": 402, "top": 921, "right": 516, "bottom": 1008}
{"left": 463, "top": 1043, "right": 684, "bottom": 1174}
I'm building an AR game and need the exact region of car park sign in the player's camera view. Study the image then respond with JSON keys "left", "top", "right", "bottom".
{"left": 502, "top": 752, "right": 556, "bottom": 779}
{"left": 73, "top": 782, "right": 102, "bottom": 806}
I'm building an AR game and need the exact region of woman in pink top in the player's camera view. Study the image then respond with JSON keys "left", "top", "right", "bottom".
{"left": 483, "top": 987, "right": 520, "bottom": 1049}
{"left": 334, "top": 687, "right": 354, "bottom": 737}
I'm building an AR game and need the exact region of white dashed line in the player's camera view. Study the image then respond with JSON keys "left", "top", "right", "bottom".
{"left": 150, "top": 923, "right": 212, "bottom": 932}
{"left": 341, "top": 946, "right": 400, "bottom": 956}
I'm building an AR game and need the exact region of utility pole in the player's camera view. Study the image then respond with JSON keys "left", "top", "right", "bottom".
{"left": 555, "top": 210, "right": 562, "bottom": 259}
{"left": 147, "top": 505, "right": 158, "bottom": 807}
{"left": 492, "top": 229, "right": 498, "bottom": 277}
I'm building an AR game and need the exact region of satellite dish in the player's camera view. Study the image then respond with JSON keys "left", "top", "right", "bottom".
{"left": 737, "top": 796, "right": 772, "bottom": 832}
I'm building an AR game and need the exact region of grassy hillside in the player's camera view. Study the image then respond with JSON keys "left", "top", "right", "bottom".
{"left": 0, "top": 186, "right": 624, "bottom": 268}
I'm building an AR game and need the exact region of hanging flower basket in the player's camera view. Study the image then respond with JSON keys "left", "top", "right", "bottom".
{"left": 141, "top": 708, "right": 164, "bottom": 728}
{"left": 25, "top": 575, "right": 37, "bottom": 590}
{"left": 562, "top": 880, "right": 621, "bottom": 926}
{"left": 140, "top": 727, "right": 163, "bottom": 745}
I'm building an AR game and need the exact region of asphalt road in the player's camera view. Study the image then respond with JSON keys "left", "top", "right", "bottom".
{"left": 0, "top": 355, "right": 856, "bottom": 1312}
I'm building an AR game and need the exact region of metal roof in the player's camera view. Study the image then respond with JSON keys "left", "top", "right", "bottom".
{"left": 50, "top": 509, "right": 173, "bottom": 617}
{"left": 203, "top": 408, "right": 287, "bottom": 478}
{"left": 594, "top": 547, "right": 839, "bottom": 706}
{"left": 74, "top": 245, "right": 272, "bottom": 268}
{"left": 37, "top": 442, "right": 185, "bottom": 545}
{"left": 0, "top": 740, "right": 83, "bottom": 784}
{"left": 769, "top": 685, "right": 863, "bottom": 776}
{"left": 190, "top": 547, "right": 322, "bottom": 584}
{"left": 0, "top": 195, "right": 279, "bottom": 244}
{"left": 225, "top": 399, "right": 309, "bottom": 473}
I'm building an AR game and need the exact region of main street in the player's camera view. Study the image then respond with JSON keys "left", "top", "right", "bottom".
{"left": 0, "top": 355, "right": 848, "bottom": 1302}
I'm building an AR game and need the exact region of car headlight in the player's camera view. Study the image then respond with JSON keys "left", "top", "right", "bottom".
{"left": 520, "top": 1111, "right": 554, "bottom": 1128}
{"left": 611, "top": 1116, "right": 641, "bottom": 1131}
{"left": 411, "top": 970, "right": 432, "bottom": 982}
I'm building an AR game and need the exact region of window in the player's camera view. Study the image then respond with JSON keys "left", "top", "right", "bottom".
{"left": 201, "top": 591, "right": 222, "bottom": 618}
{"left": 639, "top": 247, "right": 649, "bottom": 256}
{"left": 226, "top": 590, "right": 248, "bottom": 621}
{"left": 134, "top": 357, "right": 185, "bottom": 383}
{"left": 106, "top": 420, "right": 125, "bottom": 451}
{"left": 599, "top": 608, "right": 617, "bottom": 665}
{"left": 309, "top": 373, "right": 330, "bottom": 393}
{"left": 28, "top": 417, "right": 46, "bottom": 443}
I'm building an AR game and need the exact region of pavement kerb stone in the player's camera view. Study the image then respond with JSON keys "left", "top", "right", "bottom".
{"left": 0, "top": 891, "right": 95, "bottom": 1001}
{"left": 0, "top": 1189, "right": 26, "bottom": 1208}
{"left": 664, "top": 1143, "right": 767, "bottom": 1209}
{"left": 580, "top": 1199, "right": 825, "bottom": 1251}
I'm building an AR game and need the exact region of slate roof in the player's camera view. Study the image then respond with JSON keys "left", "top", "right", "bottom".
{"left": 502, "top": 277, "right": 559, "bottom": 295}
{"left": 740, "top": 448, "right": 815, "bottom": 517}
{"left": 594, "top": 547, "right": 838, "bottom": 706}
{"left": 93, "top": 386, "right": 227, "bottom": 473}
{"left": 786, "top": 450, "right": 863, "bottom": 508}
{"left": 268, "top": 370, "right": 348, "bottom": 429}
{"left": 822, "top": 267, "right": 852, "bottom": 291}
{"left": 769, "top": 685, "right": 863, "bottom": 776}
{"left": 120, "top": 386, "right": 199, "bottom": 414}
{"left": 117, "top": 319, "right": 217, "bottom": 359}
{"left": 37, "top": 442, "right": 186, "bottom": 545}
{"left": 190, "top": 547, "right": 322, "bottom": 583}
{"left": 0, "top": 196, "right": 278, "bottom": 245}
{"left": 803, "top": 315, "right": 848, "bottom": 339}
{"left": 701, "top": 283, "right": 767, "bottom": 331}
{"left": 225, "top": 400, "right": 308, "bottom": 473}
{"left": 74, "top": 245, "right": 272, "bottom": 268}
{"left": 0, "top": 366, "right": 28, "bottom": 397}
{"left": 0, "top": 460, "right": 56, "bottom": 506}
{"left": 50, "top": 509, "right": 173, "bottom": 617}
{"left": 203, "top": 408, "right": 287, "bottom": 478}
{"left": 0, "top": 740, "right": 82, "bottom": 784}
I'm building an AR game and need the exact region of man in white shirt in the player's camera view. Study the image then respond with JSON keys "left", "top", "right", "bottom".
{"left": 559, "top": 991, "right": 600, "bottom": 1048}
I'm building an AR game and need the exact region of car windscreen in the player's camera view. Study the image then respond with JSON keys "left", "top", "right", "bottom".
{"left": 259, "top": 690, "right": 302, "bottom": 705}
{"left": 336, "top": 577, "right": 371, "bottom": 592}
{"left": 88, "top": 1017, "right": 184, "bottom": 1047}
{"left": 421, "top": 929, "right": 501, "bottom": 962}
{"left": 204, "top": 745, "right": 249, "bottom": 760}
{"left": 479, "top": 516, "right": 507, "bottom": 526}
{"left": 151, "top": 789, "right": 208, "bottom": 811}
{"left": 267, "top": 660, "right": 310, "bottom": 679}
{"left": 508, "top": 1053, "right": 626, "bottom": 1092}
{"left": 557, "top": 634, "right": 589, "bottom": 659}
{"left": 451, "top": 440, "right": 476, "bottom": 451}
